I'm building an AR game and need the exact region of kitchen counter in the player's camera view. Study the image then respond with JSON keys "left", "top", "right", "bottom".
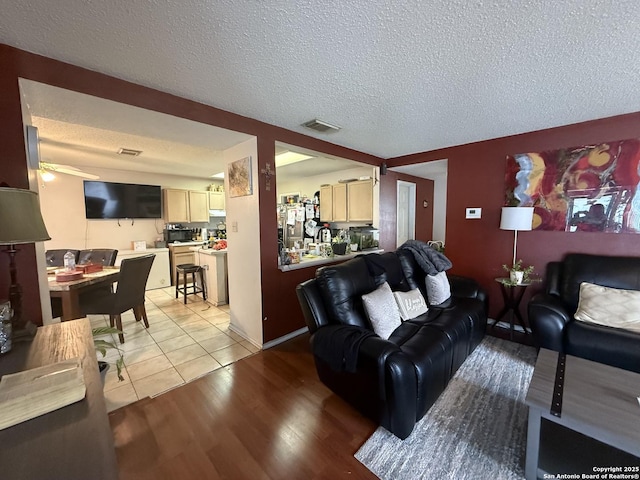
{"left": 189, "top": 247, "right": 227, "bottom": 255}
{"left": 278, "top": 249, "right": 384, "bottom": 272}
{"left": 191, "top": 247, "right": 228, "bottom": 305}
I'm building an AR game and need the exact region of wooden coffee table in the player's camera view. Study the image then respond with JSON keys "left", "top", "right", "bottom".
{"left": 525, "top": 349, "right": 640, "bottom": 479}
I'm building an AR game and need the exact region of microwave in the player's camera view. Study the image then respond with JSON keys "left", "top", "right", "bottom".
{"left": 164, "top": 228, "right": 193, "bottom": 243}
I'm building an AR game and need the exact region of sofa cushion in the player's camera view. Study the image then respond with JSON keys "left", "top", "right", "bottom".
{"left": 425, "top": 271, "right": 451, "bottom": 305}
{"left": 393, "top": 288, "right": 428, "bottom": 321}
{"left": 559, "top": 254, "right": 640, "bottom": 312}
{"left": 362, "top": 282, "right": 401, "bottom": 340}
{"left": 316, "top": 257, "right": 376, "bottom": 328}
{"left": 574, "top": 282, "right": 640, "bottom": 334}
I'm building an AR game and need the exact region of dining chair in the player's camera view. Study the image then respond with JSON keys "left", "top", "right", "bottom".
{"left": 46, "top": 249, "right": 79, "bottom": 267}
{"left": 78, "top": 248, "right": 118, "bottom": 266}
{"left": 78, "top": 253, "right": 155, "bottom": 343}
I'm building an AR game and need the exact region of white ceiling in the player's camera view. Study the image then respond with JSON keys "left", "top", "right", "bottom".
{"left": 4, "top": 1, "right": 640, "bottom": 163}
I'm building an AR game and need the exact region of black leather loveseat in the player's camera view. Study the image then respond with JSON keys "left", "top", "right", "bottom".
{"left": 528, "top": 253, "right": 640, "bottom": 374}
{"left": 296, "top": 250, "right": 487, "bottom": 439}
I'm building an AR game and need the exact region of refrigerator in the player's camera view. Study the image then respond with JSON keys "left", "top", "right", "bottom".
{"left": 277, "top": 202, "right": 320, "bottom": 250}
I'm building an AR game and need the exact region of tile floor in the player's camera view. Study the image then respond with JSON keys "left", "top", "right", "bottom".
{"left": 92, "top": 287, "right": 258, "bottom": 412}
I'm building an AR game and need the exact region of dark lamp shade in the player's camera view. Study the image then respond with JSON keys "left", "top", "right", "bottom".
{"left": 0, "top": 187, "right": 51, "bottom": 244}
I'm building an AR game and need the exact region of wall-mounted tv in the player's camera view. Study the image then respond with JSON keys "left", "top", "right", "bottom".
{"left": 83, "top": 181, "right": 162, "bottom": 219}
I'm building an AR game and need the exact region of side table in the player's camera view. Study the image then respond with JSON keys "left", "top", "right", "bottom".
{"left": 491, "top": 277, "right": 531, "bottom": 340}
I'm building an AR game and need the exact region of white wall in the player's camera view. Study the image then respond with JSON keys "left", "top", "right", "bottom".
{"left": 38, "top": 167, "right": 223, "bottom": 251}
{"left": 224, "top": 138, "right": 262, "bottom": 347}
{"left": 432, "top": 172, "right": 448, "bottom": 242}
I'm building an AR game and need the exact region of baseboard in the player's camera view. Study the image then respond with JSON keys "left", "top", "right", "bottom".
{"left": 262, "top": 327, "right": 308, "bottom": 350}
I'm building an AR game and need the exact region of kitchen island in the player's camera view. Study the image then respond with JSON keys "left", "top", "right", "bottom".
{"left": 278, "top": 249, "right": 384, "bottom": 272}
{"left": 190, "top": 247, "right": 228, "bottom": 306}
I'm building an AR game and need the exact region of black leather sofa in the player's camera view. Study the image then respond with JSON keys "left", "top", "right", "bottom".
{"left": 528, "top": 253, "right": 640, "bottom": 374}
{"left": 296, "top": 250, "right": 487, "bottom": 439}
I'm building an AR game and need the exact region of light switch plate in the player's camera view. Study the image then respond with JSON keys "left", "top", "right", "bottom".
{"left": 466, "top": 208, "right": 482, "bottom": 219}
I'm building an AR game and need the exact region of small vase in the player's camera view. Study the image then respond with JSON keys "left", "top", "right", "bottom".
{"left": 510, "top": 271, "right": 524, "bottom": 284}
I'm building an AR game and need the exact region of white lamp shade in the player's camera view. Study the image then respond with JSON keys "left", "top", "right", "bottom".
{"left": 500, "top": 206, "right": 534, "bottom": 231}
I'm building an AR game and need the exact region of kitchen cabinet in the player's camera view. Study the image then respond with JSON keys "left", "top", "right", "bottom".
{"left": 164, "top": 189, "right": 189, "bottom": 222}
{"left": 208, "top": 191, "right": 225, "bottom": 210}
{"left": 116, "top": 248, "right": 170, "bottom": 290}
{"left": 188, "top": 191, "right": 209, "bottom": 222}
{"left": 332, "top": 183, "right": 348, "bottom": 222}
{"left": 347, "top": 179, "right": 374, "bottom": 222}
{"left": 168, "top": 243, "right": 197, "bottom": 285}
{"left": 320, "top": 184, "right": 333, "bottom": 222}
{"left": 163, "top": 189, "right": 210, "bottom": 223}
{"left": 319, "top": 179, "right": 373, "bottom": 223}
{"left": 194, "top": 248, "right": 228, "bottom": 306}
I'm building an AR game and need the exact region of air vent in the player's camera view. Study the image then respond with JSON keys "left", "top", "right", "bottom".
{"left": 302, "top": 119, "right": 341, "bottom": 133}
{"left": 117, "top": 148, "right": 143, "bottom": 156}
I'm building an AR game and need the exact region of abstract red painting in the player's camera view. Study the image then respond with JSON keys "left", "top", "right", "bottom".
{"left": 505, "top": 139, "right": 640, "bottom": 232}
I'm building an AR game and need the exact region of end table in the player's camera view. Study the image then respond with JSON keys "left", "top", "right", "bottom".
{"left": 491, "top": 277, "right": 531, "bottom": 340}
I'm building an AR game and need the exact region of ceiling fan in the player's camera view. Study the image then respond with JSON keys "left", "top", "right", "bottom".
{"left": 39, "top": 161, "right": 100, "bottom": 181}
{"left": 26, "top": 125, "right": 99, "bottom": 181}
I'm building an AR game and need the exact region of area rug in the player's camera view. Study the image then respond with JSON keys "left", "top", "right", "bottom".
{"left": 355, "top": 336, "right": 537, "bottom": 479}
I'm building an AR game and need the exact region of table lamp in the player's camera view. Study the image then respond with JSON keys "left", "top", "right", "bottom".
{"left": 500, "top": 206, "right": 534, "bottom": 267}
{"left": 0, "top": 187, "right": 51, "bottom": 338}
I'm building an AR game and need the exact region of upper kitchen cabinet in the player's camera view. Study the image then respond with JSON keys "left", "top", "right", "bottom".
{"left": 319, "top": 179, "right": 373, "bottom": 223}
{"left": 208, "top": 191, "right": 225, "bottom": 211}
{"left": 189, "top": 191, "right": 209, "bottom": 222}
{"left": 347, "top": 179, "right": 373, "bottom": 222}
{"left": 164, "top": 189, "right": 209, "bottom": 223}
{"left": 332, "top": 183, "right": 348, "bottom": 222}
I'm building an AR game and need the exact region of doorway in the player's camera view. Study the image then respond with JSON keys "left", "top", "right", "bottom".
{"left": 397, "top": 180, "right": 416, "bottom": 246}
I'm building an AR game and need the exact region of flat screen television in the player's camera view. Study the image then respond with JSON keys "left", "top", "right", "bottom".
{"left": 83, "top": 181, "right": 162, "bottom": 219}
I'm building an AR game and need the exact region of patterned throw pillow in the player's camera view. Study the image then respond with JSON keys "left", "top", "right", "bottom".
{"left": 425, "top": 271, "right": 451, "bottom": 305}
{"left": 361, "top": 282, "right": 402, "bottom": 340}
{"left": 574, "top": 282, "right": 640, "bottom": 334}
{"left": 393, "top": 288, "right": 428, "bottom": 320}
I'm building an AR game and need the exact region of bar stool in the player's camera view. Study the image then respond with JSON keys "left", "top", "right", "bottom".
{"left": 175, "top": 263, "right": 207, "bottom": 304}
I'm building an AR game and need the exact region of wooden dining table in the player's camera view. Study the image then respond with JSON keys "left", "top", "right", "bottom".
{"left": 48, "top": 266, "right": 120, "bottom": 321}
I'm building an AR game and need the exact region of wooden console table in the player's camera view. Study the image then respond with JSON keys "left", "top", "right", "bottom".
{"left": 0, "top": 318, "right": 118, "bottom": 479}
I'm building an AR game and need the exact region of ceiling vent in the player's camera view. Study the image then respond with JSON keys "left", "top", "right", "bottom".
{"left": 302, "top": 119, "right": 341, "bottom": 133}
{"left": 117, "top": 148, "right": 142, "bottom": 156}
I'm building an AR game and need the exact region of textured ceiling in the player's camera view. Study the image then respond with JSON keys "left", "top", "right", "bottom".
{"left": 3, "top": 1, "right": 640, "bottom": 161}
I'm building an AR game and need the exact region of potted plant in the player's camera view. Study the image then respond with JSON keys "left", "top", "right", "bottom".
{"left": 92, "top": 326, "right": 124, "bottom": 384}
{"left": 502, "top": 260, "right": 535, "bottom": 285}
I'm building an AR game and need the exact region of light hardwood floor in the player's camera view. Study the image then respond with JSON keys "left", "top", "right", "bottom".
{"left": 109, "top": 333, "right": 379, "bottom": 479}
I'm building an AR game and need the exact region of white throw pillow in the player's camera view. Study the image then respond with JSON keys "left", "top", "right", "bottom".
{"left": 361, "top": 282, "right": 402, "bottom": 340}
{"left": 425, "top": 271, "right": 451, "bottom": 305}
{"left": 574, "top": 282, "right": 640, "bottom": 334}
{"left": 393, "top": 289, "right": 428, "bottom": 321}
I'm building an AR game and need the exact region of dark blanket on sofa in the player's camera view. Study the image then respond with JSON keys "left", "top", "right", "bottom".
{"left": 313, "top": 325, "right": 377, "bottom": 372}
{"left": 399, "top": 240, "right": 452, "bottom": 275}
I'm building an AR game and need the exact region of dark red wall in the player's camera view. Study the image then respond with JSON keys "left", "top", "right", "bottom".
{"left": 0, "top": 44, "right": 384, "bottom": 340}
{"left": 4, "top": 42, "right": 640, "bottom": 336}
{"left": 388, "top": 114, "right": 640, "bottom": 319}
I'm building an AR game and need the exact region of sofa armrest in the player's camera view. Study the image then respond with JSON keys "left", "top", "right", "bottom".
{"left": 527, "top": 293, "right": 571, "bottom": 351}
{"left": 449, "top": 274, "right": 488, "bottom": 315}
{"left": 310, "top": 325, "right": 418, "bottom": 439}
{"left": 296, "top": 278, "right": 331, "bottom": 334}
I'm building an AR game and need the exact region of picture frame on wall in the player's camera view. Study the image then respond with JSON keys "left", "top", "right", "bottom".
{"left": 228, "top": 156, "right": 253, "bottom": 197}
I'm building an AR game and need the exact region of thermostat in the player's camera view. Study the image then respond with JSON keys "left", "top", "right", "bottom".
{"left": 466, "top": 208, "right": 482, "bottom": 219}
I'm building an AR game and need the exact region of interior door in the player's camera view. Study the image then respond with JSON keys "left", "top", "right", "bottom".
{"left": 397, "top": 180, "right": 416, "bottom": 246}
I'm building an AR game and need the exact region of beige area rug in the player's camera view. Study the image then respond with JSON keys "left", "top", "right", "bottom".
{"left": 355, "top": 336, "right": 537, "bottom": 479}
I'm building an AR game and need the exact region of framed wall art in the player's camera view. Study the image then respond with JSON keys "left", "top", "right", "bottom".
{"left": 228, "top": 156, "right": 253, "bottom": 197}
{"left": 505, "top": 138, "right": 640, "bottom": 233}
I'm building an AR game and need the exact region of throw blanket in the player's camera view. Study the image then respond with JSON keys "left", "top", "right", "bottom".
{"left": 313, "top": 325, "right": 377, "bottom": 373}
{"left": 399, "top": 240, "right": 452, "bottom": 275}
